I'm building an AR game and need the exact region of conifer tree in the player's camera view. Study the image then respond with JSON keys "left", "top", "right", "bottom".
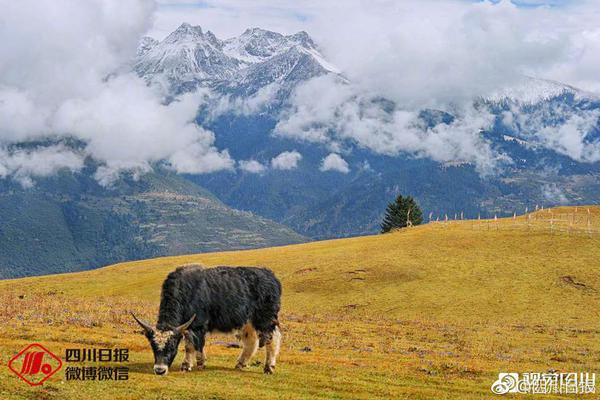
{"left": 380, "top": 194, "right": 423, "bottom": 233}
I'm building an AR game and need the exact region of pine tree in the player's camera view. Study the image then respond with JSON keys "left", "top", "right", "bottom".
{"left": 380, "top": 194, "right": 423, "bottom": 233}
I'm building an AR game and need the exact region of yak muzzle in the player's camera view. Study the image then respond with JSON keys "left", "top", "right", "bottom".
{"left": 153, "top": 365, "right": 168, "bottom": 376}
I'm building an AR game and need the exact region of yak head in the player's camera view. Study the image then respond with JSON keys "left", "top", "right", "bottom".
{"left": 131, "top": 313, "right": 195, "bottom": 375}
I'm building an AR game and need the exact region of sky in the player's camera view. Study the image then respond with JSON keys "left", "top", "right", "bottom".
{"left": 150, "top": 1, "right": 575, "bottom": 39}
{"left": 150, "top": 0, "right": 600, "bottom": 98}
{"left": 1, "top": 0, "right": 600, "bottom": 186}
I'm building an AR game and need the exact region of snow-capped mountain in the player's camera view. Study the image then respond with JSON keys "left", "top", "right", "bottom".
{"left": 132, "top": 23, "right": 600, "bottom": 240}
{"left": 484, "top": 77, "right": 591, "bottom": 105}
{"left": 135, "top": 23, "right": 340, "bottom": 96}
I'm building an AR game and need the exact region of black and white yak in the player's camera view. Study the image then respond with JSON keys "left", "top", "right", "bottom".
{"left": 131, "top": 264, "right": 282, "bottom": 375}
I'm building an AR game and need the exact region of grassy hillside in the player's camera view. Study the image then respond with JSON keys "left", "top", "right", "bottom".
{"left": 1, "top": 207, "right": 599, "bottom": 399}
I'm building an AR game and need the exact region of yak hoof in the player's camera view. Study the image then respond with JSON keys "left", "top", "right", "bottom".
{"left": 196, "top": 364, "right": 205, "bottom": 370}
{"left": 263, "top": 365, "right": 275, "bottom": 374}
{"left": 235, "top": 362, "right": 246, "bottom": 370}
{"left": 181, "top": 363, "right": 192, "bottom": 372}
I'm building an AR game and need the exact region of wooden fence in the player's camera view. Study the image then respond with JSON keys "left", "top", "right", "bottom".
{"left": 426, "top": 207, "right": 600, "bottom": 238}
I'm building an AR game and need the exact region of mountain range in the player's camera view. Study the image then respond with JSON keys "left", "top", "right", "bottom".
{"left": 135, "top": 24, "right": 600, "bottom": 237}
{"left": 135, "top": 23, "right": 338, "bottom": 96}
{"left": 2, "top": 23, "right": 600, "bottom": 277}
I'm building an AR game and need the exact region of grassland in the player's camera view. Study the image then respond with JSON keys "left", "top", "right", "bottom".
{"left": 0, "top": 207, "right": 599, "bottom": 399}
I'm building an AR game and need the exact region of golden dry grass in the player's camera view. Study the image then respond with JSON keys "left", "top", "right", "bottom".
{"left": 1, "top": 206, "right": 599, "bottom": 399}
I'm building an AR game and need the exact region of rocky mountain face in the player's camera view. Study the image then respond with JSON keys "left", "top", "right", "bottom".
{"left": 133, "top": 24, "right": 600, "bottom": 239}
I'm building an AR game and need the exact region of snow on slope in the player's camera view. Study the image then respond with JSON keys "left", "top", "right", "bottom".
{"left": 485, "top": 77, "right": 581, "bottom": 104}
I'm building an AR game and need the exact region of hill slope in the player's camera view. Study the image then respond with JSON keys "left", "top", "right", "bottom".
{"left": 0, "top": 168, "right": 305, "bottom": 278}
{"left": 1, "top": 207, "right": 599, "bottom": 399}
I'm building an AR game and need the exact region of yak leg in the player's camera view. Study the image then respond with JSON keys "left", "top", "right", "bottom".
{"left": 192, "top": 330, "right": 206, "bottom": 370}
{"left": 263, "top": 326, "right": 281, "bottom": 374}
{"left": 235, "top": 323, "right": 258, "bottom": 369}
{"left": 181, "top": 333, "right": 196, "bottom": 372}
{"left": 196, "top": 344, "right": 206, "bottom": 370}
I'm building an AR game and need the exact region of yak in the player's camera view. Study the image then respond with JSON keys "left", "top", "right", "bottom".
{"left": 131, "top": 264, "right": 282, "bottom": 375}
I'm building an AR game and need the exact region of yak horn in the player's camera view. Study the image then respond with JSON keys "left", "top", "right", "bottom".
{"left": 174, "top": 314, "right": 196, "bottom": 333}
{"left": 131, "top": 312, "right": 154, "bottom": 333}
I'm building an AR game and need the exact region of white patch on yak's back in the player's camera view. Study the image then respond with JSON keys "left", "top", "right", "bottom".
{"left": 154, "top": 330, "right": 174, "bottom": 350}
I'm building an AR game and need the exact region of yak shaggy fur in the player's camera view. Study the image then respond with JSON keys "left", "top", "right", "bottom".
{"left": 157, "top": 265, "right": 281, "bottom": 334}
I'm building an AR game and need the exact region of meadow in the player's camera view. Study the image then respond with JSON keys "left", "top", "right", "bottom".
{"left": 0, "top": 207, "right": 599, "bottom": 399}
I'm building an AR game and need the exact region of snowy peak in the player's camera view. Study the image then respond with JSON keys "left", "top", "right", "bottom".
{"left": 134, "top": 24, "right": 340, "bottom": 95}
{"left": 485, "top": 77, "right": 583, "bottom": 104}
{"left": 222, "top": 28, "right": 319, "bottom": 64}
{"left": 288, "top": 31, "right": 315, "bottom": 48}
{"left": 164, "top": 22, "right": 205, "bottom": 43}
{"left": 134, "top": 23, "right": 241, "bottom": 85}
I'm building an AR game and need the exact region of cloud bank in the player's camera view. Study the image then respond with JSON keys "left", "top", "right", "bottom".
{"left": 0, "top": 145, "right": 85, "bottom": 188}
{"left": 154, "top": 0, "right": 600, "bottom": 102}
{"left": 4, "top": 0, "right": 600, "bottom": 186}
{"left": 154, "top": 0, "right": 600, "bottom": 171}
{"left": 275, "top": 75, "right": 504, "bottom": 173}
{"left": 0, "top": 0, "right": 233, "bottom": 187}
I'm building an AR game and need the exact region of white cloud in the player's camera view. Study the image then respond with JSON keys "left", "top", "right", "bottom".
{"left": 320, "top": 153, "right": 349, "bottom": 173}
{"left": 275, "top": 75, "right": 505, "bottom": 173}
{"left": 271, "top": 150, "right": 302, "bottom": 170}
{"left": 501, "top": 103, "right": 600, "bottom": 163}
{"left": 0, "top": 145, "right": 85, "bottom": 188}
{"left": 542, "top": 183, "right": 569, "bottom": 204}
{"left": 151, "top": 0, "right": 600, "bottom": 103}
{"left": 209, "top": 83, "right": 280, "bottom": 119}
{"left": 52, "top": 77, "right": 234, "bottom": 183}
{"left": 239, "top": 159, "right": 267, "bottom": 173}
{"left": 147, "top": 1, "right": 600, "bottom": 170}
{"left": 0, "top": 0, "right": 233, "bottom": 186}
{"left": 535, "top": 112, "right": 600, "bottom": 162}
{"left": 4, "top": 0, "right": 600, "bottom": 187}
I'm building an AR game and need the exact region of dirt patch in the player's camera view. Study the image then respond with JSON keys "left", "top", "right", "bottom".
{"left": 559, "top": 276, "right": 596, "bottom": 292}
{"left": 343, "top": 303, "right": 370, "bottom": 310}
{"left": 294, "top": 267, "right": 317, "bottom": 275}
{"left": 345, "top": 269, "right": 367, "bottom": 274}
